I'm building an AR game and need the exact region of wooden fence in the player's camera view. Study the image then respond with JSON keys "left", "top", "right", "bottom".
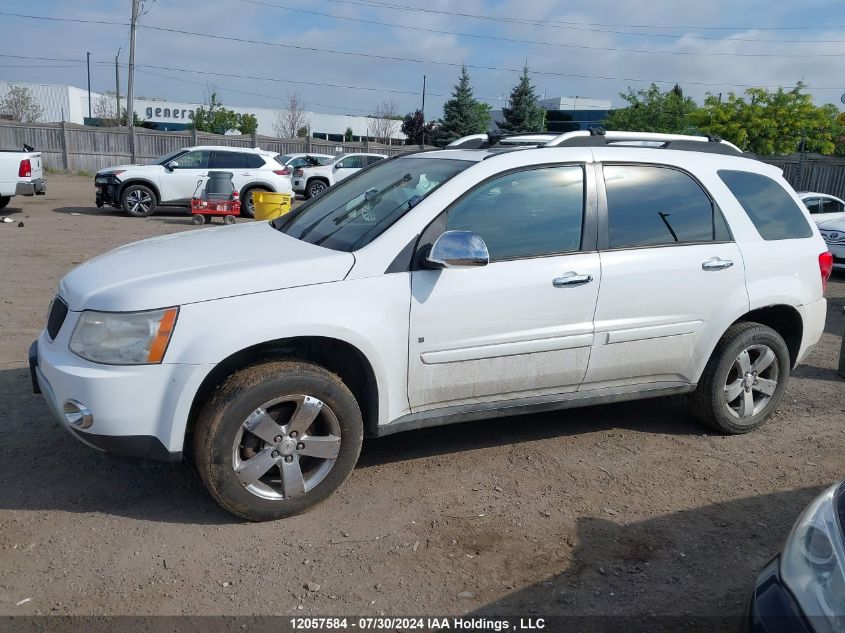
{"left": 0, "top": 121, "right": 420, "bottom": 173}
{"left": 761, "top": 154, "right": 845, "bottom": 200}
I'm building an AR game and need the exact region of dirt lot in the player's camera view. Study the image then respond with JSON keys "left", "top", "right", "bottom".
{"left": 1, "top": 174, "right": 844, "bottom": 626}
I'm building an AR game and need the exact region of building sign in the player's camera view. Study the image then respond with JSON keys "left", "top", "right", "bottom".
{"left": 145, "top": 106, "right": 195, "bottom": 120}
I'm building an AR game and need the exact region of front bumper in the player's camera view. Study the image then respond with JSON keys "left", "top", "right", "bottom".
{"left": 826, "top": 244, "right": 845, "bottom": 270}
{"left": 94, "top": 175, "right": 122, "bottom": 208}
{"left": 30, "top": 322, "right": 211, "bottom": 461}
{"left": 15, "top": 178, "right": 46, "bottom": 196}
{"left": 745, "top": 556, "right": 814, "bottom": 633}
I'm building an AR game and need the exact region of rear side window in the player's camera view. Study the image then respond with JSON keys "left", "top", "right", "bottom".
{"left": 604, "top": 165, "right": 730, "bottom": 249}
{"left": 244, "top": 154, "right": 266, "bottom": 168}
{"left": 823, "top": 197, "right": 844, "bottom": 214}
{"left": 209, "top": 151, "right": 246, "bottom": 169}
{"left": 718, "top": 170, "right": 812, "bottom": 240}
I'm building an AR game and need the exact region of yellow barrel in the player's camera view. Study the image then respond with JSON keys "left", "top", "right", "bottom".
{"left": 253, "top": 191, "right": 293, "bottom": 220}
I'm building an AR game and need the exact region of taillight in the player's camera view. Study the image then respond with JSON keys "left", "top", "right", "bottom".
{"left": 18, "top": 159, "right": 31, "bottom": 178}
{"left": 273, "top": 169, "right": 290, "bottom": 176}
{"left": 293, "top": 169, "right": 303, "bottom": 177}
{"left": 819, "top": 251, "right": 834, "bottom": 292}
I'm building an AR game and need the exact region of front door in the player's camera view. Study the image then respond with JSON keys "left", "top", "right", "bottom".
{"left": 159, "top": 149, "right": 210, "bottom": 203}
{"left": 408, "top": 164, "right": 600, "bottom": 412}
{"left": 583, "top": 163, "right": 748, "bottom": 388}
{"left": 334, "top": 155, "right": 364, "bottom": 182}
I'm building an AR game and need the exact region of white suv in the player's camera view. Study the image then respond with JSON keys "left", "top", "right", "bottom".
{"left": 292, "top": 152, "right": 387, "bottom": 198}
{"left": 32, "top": 131, "right": 830, "bottom": 521}
{"left": 95, "top": 146, "right": 294, "bottom": 218}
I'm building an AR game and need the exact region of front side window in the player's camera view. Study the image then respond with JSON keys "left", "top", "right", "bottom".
{"left": 822, "top": 197, "right": 844, "bottom": 214}
{"left": 803, "top": 198, "right": 821, "bottom": 214}
{"left": 337, "top": 156, "right": 363, "bottom": 169}
{"left": 718, "top": 170, "right": 813, "bottom": 240}
{"left": 446, "top": 166, "right": 584, "bottom": 260}
{"left": 277, "top": 157, "right": 472, "bottom": 251}
{"left": 604, "top": 164, "right": 730, "bottom": 249}
{"left": 173, "top": 150, "right": 209, "bottom": 169}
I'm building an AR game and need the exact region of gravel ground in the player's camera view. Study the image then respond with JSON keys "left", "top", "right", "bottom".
{"left": 1, "top": 174, "right": 844, "bottom": 626}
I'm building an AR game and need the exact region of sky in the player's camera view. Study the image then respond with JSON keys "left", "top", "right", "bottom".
{"left": 0, "top": 0, "right": 844, "bottom": 119}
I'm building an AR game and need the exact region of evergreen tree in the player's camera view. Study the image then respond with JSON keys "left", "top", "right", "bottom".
{"left": 498, "top": 65, "right": 545, "bottom": 134}
{"left": 438, "top": 66, "right": 490, "bottom": 144}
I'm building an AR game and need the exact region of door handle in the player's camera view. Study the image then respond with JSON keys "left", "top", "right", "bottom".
{"left": 553, "top": 273, "right": 593, "bottom": 287}
{"left": 701, "top": 258, "right": 734, "bottom": 271}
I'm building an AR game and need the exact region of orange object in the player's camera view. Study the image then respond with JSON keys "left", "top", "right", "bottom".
{"left": 148, "top": 307, "right": 179, "bottom": 363}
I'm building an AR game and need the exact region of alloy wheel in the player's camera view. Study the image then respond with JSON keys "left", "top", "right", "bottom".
{"left": 126, "top": 189, "right": 152, "bottom": 214}
{"left": 231, "top": 394, "right": 341, "bottom": 501}
{"left": 723, "top": 344, "right": 779, "bottom": 419}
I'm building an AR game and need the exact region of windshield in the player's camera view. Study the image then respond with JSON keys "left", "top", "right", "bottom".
{"left": 275, "top": 156, "right": 473, "bottom": 252}
{"left": 154, "top": 149, "right": 186, "bottom": 166}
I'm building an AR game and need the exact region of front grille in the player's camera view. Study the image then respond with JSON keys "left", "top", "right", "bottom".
{"left": 46, "top": 296, "right": 68, "bottom": 340}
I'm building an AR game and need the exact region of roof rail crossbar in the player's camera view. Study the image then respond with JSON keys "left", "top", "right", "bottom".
{"left": 543, "top": 130, "right": 743, "bottom": 155}
{"left": 446, "top": 132, "right": 557, "bottom": 149}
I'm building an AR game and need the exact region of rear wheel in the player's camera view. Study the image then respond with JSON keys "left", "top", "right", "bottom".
{"left": 689, "top": 322, "right": 790, "bottom": 434}
{"left": 242, "top": 187, "right": 268, "bottom": 219}
{"left": 121, "top": 184, "right": 157, "bottom": 217}
{"left": 305, "top": 179, "right": 328, "bottom": 199}
{"left": 0, "top": 196, "right": 10, "bottom": 210}
{"left": 193, "top": 361, "right": 363, "bottom": 521}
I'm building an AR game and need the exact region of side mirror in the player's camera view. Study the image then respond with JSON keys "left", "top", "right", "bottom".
{"left": 167, "top": 161, "right": 179, "bottom": 171}
{"left": 334, "top": 162, "right": 343, "bottom": 170}
{"left": 426, "top": 230, "right": 489, "bottom": 268}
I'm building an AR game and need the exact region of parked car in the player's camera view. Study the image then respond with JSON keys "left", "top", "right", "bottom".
{"left": 31, "top": 130, "right": 829, "bottom": 521}
{"left": 94, "top": 146, "right": 293, "bottom": 218}
{"left": 275, "top": 153, "right": 333, "bottom": 175}
{"left": 746, "top": 481, "right": 845, "bottom": 632}
{"left": 0, "top": 144, "right": 46, "bottom": 209}
{"left": 816, "top": 218, "right": 845, "bottom": 270}
{"left": 292, "top": 152, "right": 387, "bottom": 198}
{"left": 799, "top": 192, "right": 845, "bottom": 224}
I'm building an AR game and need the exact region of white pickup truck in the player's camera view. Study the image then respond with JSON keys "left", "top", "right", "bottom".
{"left": 0, "top": 145, "right": 46, "bottom": 209}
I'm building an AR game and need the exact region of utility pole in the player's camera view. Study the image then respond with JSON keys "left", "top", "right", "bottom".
{"left": 421, "top": 74, "right": 426, "bottom": 117}
{"left": 86, "top": 52, "right": 92, "bottom": 120}
{"left": 127, "top": 0, "right": 140, "bottom": 134}
{"left": 115, "top": 48, "right": 121, "bottom": 127}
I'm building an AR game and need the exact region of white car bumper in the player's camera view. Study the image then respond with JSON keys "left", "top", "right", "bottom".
{"left": 30, "top": 319, "right": 212, "bottom": 461}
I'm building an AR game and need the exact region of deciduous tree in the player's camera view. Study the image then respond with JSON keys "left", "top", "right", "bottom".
{"left": 0, "top": 84, "right": 43, "bottom": 122}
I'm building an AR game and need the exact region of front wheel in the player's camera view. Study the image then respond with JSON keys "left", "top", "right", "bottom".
{"left": 688, "top": 322, "right": 790, "bottom": 434}
{"left": 193, "top": 361, "right": 364, "bottom": 521}
{"left": 121, "top": 184, "right": 157, "bottom": 217}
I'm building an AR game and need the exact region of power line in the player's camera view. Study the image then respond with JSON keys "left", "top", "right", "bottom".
{"left": 243, "top": 0, "right": 845, "bottom": 56}
{"left": 317, "top": 0, "right": 845, "bottom": 32}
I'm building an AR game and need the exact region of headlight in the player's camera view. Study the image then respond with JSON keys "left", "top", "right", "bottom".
{"left": 69, "top": 307, "right": 178, "bottom": 365}
{"left": 781, "top": 483, "right": 845, "bottom": 629}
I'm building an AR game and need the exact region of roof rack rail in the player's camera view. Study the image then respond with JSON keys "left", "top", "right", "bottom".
{"left": 543, "top": 129, "right": 744, "bottom": 155}
{"left": 446, "top": 132, "right": 557, "bottom": 149}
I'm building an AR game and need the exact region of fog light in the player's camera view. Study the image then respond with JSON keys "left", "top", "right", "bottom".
{"left": 63, "top": 400, "right": 93, "bottom": 429}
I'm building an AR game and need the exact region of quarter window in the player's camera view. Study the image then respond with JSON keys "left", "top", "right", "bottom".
{"left": 446, "top": 166, "right": 584, "bottom": 260}
{"left": 604, "top": 165, "right": 730, "bottom": 249}
{"left": 718, "top": 170, "right": 813, "bottom": 240}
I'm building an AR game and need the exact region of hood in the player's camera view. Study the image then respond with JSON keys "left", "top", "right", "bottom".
{"left": 58, "top": 222, "right": 355, "bottom": 311}
{"left": 816, "top": 217, "right": 845, "bottom": 230}
{"left": 96, "top": 164, "right": 157, "bottom": 175}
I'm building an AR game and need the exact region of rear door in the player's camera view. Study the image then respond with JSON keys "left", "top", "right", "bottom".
{"left": 583, "top": 162, "right": 748, "bottom": 389}
{"left": 408, "top": 163, "right": 601, "bottom": 411}
{"left": 209, "top": 151, "right": 263, "bottom": 193}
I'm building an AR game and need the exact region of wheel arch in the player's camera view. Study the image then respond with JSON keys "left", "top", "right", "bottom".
{"left": 119, "top": 178, "right": 161, "bottom": 204}
{"left": 733, "top": 304, "right": 803, "bottom": 368}
{"left": 306, "top": 176, "right": 330, "bottom": 191}
{"left": 239, "top": 181, "right": 276, "bottom": 199}
{"left": 184, "top": 335, "right": 380, "bottom": 453}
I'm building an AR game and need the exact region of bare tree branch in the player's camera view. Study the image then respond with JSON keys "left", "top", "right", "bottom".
{"left": 369, "top": 100, "right": 401, "bottom": 144}
{"left": 273, "top": 93, "right": 311, "bottom": 138}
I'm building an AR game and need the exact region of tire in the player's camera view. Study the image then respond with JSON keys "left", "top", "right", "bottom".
{"left": 688, "top": 322, "right": 790, "bottom": 434}
{"left": 241, "top": 187, "right": 268, "bottom": 219}
{"left": 121, "top": 184, "right": 157, "bottom": 217}
{"left": 192, "top": 214, "right": 205, "bottom": 225}
{"left": 224, "top": 215, "right": 236, "bottom": 225}
{"left": 305, "top": 179, "right": 329, "bottom": 199}
{"left": 193, "top": 361, "right": 364, "bottom": 521}
{"left": 0, "top": 196, "right": 10, "bottom": 210}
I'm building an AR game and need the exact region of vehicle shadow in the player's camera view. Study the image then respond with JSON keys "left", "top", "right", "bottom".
{"left": 53, "top": 205, "right": 189, "bottom": 218}
{"left": 2, "top": 362, "right": 707, "bottom": 525}
{"left": 467, "top": 485, "right": 825, "bottom": 631}
{"left": 358, "top": 395, "right": 706, "bottom": 468}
